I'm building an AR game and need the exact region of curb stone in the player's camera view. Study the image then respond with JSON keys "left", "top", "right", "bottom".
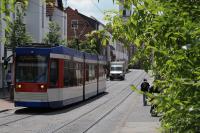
{"left": 0, "top": 109, "right": 11, "bottom": 113}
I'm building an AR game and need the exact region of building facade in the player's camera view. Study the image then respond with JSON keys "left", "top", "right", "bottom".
{"left": 65, "top": 7, "right": 100, "bottom": 41}
{"left": 65, "top": 7, "right": 114, "bottom": 66}
{"left": 119, "top": 0, "right": 132, "bottom": 19}
{"left": 119, "top": 0, "right": 135, "bottom": 68}
{"left": 25, "top": 0, "right": 67, "bottom": 43}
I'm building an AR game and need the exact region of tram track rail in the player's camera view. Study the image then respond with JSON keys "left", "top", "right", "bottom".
{"left": 83, "top": 74, "right": 145, "bottom": 133}
{"left": 105, "top": 70, "right": 141, "bottom": 97}
{"left": 0, "top": 75, "right": 133, "bottom": 127}
{"left": 35, "top": 70, "right": 146, "bottom": 133}
{"left": 0, "top": 70, "right": 147, "bottom": 133}
{"left": 51, "top": 71, "right": 147, "bottom": 133}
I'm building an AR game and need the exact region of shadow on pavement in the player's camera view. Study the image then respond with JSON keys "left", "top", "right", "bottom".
{"left": 14, "top": 92, "right": 108, "bottom": 115}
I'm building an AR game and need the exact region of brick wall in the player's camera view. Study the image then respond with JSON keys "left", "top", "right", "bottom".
{"left": 65, "top": 7, "right": 98, "bottom": 41}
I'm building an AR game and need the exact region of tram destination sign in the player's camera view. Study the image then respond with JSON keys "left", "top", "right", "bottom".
{"left": 17, "top": 55, "right": 47, "bottom": 62}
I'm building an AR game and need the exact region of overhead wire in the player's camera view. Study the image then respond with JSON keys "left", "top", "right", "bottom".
{"left": 90, "top": 0, "right": 104, "bottom": 15}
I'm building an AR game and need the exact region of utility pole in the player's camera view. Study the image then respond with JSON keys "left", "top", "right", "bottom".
{"left": 73, "top": 25, "right": 79, "bottom": 50}
{"left": 72, "top": 21, "right": 89, "bottom": 51}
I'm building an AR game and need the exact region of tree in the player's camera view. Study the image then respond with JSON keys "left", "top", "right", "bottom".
{"left": 67, "top": 38, "right": 80, "bottom": 50}
{"left": 84, "top": 30, "right": 110, "bottom": 54}
{"left": 68, "top": 38, "right": 98, "bottom": 54}
{"left": 68, "top": 29, "right": 110, "bottom": 54}
{"left": 0, "top": 0, "right": 29, "bottom": 45}
{"left": 6, "top": 5, "right": 32, "bottom": 48}
{"left": 106, "top": 0, "right": 200, "bottom": 132}
{"left": 43, "top": 21, "right": 66, "bottom": 46}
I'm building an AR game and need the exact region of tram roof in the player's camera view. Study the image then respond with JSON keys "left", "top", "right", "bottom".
{"left": 51, "top": 46, "right": 84, "bottom": 58}
{"left": 15, "top": 46, "right": 106, "bottom": 61}
{"left": 98, "top": 55, "right": 107, "bottom": 62}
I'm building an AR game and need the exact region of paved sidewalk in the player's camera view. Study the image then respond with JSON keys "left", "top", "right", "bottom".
{"left": 119, "top": 71, "right": 160, "bottom": 133}
{"left": 0, "top": 98, "right": 15, "bottom": 112}
{"left": 119, "top": 97, "right": 160, "bottom": 133}
{"left": 0, "top": 88, "right": 15, "bottom": 112}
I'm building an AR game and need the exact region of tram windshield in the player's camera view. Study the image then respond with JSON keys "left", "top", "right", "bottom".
{"left": 16, "top": 55, "right": 48, "bottom": 83}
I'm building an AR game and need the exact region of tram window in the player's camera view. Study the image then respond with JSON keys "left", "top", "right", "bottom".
{"left": 50, "top": 60, "right": 59, "bottom": 87}
{"left": 78, "top": 63, "right": 81, "bottom": 70}
{"left": 76, "top": 63, "right": 81, "bottom": 85}
{"left": 68, "top": 61, "right": 75, "bottom": 86}
{"left": 95, "top": 65, "right": 98, "bottom": 79}
{"left": 85, "top": 64, "right": 89, "bottom": 82}
{"left": 88, "top": 64, "right": 96, "bottom": 82}
{"left": 99, "top": 65, "right": 102, "bottom": 78}
{"left": 64, "top": 61, "right": 84, "bottom": 87}
{"left": 69, "top": 69, "right": 74, "bottom": 86}
{"left": 69, "top": 62, "right": 74, "bottom": 69}
{"left": 99, "top": 65, "right": 105, "bottom": 79}
{"left": 79, "top": 63, "right": 84, "bottom": 85}
{"left": 73, "top": 62, "right": 80, "bottom": 86}
{"left": 64, "top": 61, "right": 70, "bottom": 87}
{"left": 16, "top": 56, "right": 48, "bottom": 83}
{"left": 101, "top": 65, "right": 106, "bottom": 78}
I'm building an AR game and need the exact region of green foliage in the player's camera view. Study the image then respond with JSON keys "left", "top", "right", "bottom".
{"left": 67, "top": 38, "right": 80, "bottom": 51}
{"left": 68, "top": 29, "right": 110, "bottom": 54}
{"left": 80, "top": 40, "right": 99, "bottom": 54}
{"left": 0, "top": 0, "right": 30, "bottom": 47}
{"left": 107, "top": 0, "right": 200, "bottom": 132}
{"left": 68, "top": 38, "right": 98, "bottom": 54}
{"left": 5, "top": 4, "right": 32, "bottom": 48}
{"left": 0, "top": 0, "right": 14, "bottom": 16}
{"left": 43, "top": 21, "right": 66, "bottom": 46}
{"left": 85, "top": 30, "right": 110, "bottom": 54}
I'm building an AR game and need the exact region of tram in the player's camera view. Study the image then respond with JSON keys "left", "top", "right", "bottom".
{"left": 14, "top": 46, "right": 107, "bottom": 108}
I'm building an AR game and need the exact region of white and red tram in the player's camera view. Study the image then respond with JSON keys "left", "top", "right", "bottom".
{"left": 14, "top": 46, "right": 107, "bottom": 108}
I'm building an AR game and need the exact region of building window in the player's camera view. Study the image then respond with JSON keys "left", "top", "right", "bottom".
{"left": 71, "top": 20, "right": 78, "bottom": 29}
{"left": 123, "top": 10, "right": 126, "bottom": 17}
{"left": 49, "top": 16, "right": 52, "bottom": 21}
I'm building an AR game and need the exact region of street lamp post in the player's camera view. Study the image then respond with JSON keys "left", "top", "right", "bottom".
{"left": 72, "top": 21, "right": 89, "bottom": 51}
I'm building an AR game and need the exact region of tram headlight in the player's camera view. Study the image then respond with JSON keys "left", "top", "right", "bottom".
{"left": 40, "top": 85, "right": 44, "bottom": 89}
{"left": 17, "top": 84, "right": 22, "bottom": 88}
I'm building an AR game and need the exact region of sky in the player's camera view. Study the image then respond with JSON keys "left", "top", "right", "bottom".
{"left": 62, "top": 0, "right": 118, "bottom": 24}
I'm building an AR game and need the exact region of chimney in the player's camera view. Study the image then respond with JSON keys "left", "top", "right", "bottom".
{"left": 75, "top": 9, "right": 78, "bottom": 13}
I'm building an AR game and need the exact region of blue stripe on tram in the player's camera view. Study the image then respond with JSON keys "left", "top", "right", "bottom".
{"left": 15, "top": 101, "right": 49, "bottom": 108}
{"left": 15, "top": 101, "right": 64, "bottom": 108}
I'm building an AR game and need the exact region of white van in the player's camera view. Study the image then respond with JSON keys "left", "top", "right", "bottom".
{"left": 109, "top": 61, "right": 125, "bottom": 80}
